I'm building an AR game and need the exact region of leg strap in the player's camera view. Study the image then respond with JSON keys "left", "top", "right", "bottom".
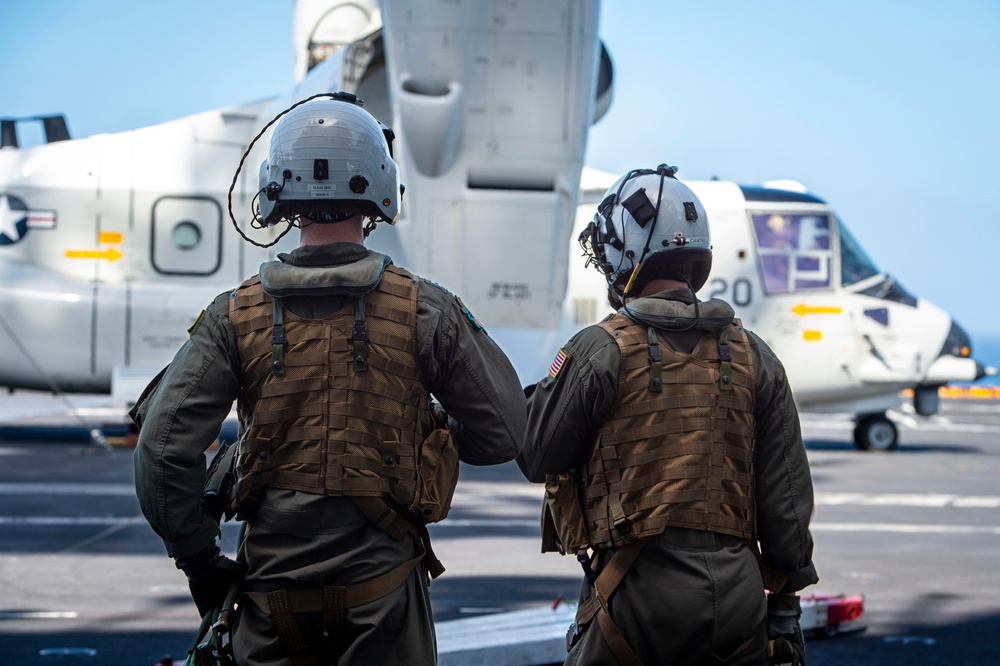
{"left": 244, "top": 552, "right": 424, "bottom": 665}
{"left": 575, "top": 539, "right": 646, "bottom": 666}
{"left": 264, "top": 589, "right": 318, "bottom": 666}
{"left": 708, "top": 615, "right": 765, "bottom": 662}
{"left": 322, "top": 584, "right": 346, "bottom": 652}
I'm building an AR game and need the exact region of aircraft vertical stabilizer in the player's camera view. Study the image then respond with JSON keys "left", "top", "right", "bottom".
{"left": 378, "top": 0, "right": 603, "bottom": 331}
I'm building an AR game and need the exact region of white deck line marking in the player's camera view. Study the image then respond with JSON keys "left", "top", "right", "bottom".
{"left": 3, "top": 515, "right": 998, "bottom": 536}
{"left": 0, "top": 516, "right": 145, "bottom": 526}
{"left": 816, "top": 492, "right": 1000, "bottom": 508}
{"left": 812, "top": 523, "right": 1000, "bottom": 535}
{"left": 2, "top": 484, "right": 999, "bottom": 507}
{"left": 801, "top": 419, "right": 1000, "bottom": 434}
{"left": 0, "top": 483, "right": 136, "bottom": 495}
{"left": 0, "top": 611, "right": 79, "bottom": 619}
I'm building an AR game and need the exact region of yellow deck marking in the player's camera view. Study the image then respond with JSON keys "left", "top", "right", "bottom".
{"left": 98, "top": 231, "right": 123, "bottom": 244}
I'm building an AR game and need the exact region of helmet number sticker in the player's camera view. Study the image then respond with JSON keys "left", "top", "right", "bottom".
{"left": 308, "top": 184, "right": 334, "bottom": 196}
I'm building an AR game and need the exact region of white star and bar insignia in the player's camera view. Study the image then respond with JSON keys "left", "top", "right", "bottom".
{"left": 0, "top": 193, "right": 56, "bottom": 245}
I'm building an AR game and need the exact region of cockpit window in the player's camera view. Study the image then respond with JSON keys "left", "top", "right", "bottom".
{"left": 859, "top": 276, "right": 918, "bottom": 307}
{"left": 838, "top": 218, "right": 880, "bottom": 286}
{"left": 750, "top": 212, "right": 832, "bottom": 294}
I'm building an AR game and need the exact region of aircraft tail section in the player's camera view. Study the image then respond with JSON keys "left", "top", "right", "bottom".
{"left": 376, "top": 0, "right": 603, "bottom": 330}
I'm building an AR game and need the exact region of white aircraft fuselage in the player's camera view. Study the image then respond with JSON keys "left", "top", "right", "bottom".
{"left": 542, "top": 171, "right": 991, "bottom": 422}
{"left": 0, "top": 0, "right": 991, "bottom": 452}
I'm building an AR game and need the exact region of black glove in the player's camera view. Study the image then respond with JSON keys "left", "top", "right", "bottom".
{"left": 176, "top": 545, "right": 245, "bottom": 618}
{"left": 767, "top": 593, "right": 806, "bottom": 666}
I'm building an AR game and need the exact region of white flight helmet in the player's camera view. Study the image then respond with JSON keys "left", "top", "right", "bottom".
{"left": 580, "top": 165, "right": 711, "bottom": 305}
{"left": 257, "top": 93, "right": 401, "bottom": 226}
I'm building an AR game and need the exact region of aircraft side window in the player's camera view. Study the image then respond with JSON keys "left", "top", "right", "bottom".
{"left": 151, "top": 196, "right": 222, "bottom": 276}
{"left": 172, "top": 221, "right": 202, "bottom": 250}
{"left": 751, "top": 212, "right": 832, "bottom": 294}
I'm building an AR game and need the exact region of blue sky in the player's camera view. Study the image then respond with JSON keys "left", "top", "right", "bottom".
{"left": 2, "top": 1, "right": 999, "bottom": 348}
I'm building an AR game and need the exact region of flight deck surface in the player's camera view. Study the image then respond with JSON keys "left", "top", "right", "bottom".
{"left": 1, "top": 393, "right": 998, "bottom": 665}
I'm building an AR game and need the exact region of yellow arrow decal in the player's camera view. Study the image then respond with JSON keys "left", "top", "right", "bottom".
{"left": 792, "top": 304, "right": 842, "bottom": 317}
{"left": 65, "top": 248, "right": 123, "bottom": 262}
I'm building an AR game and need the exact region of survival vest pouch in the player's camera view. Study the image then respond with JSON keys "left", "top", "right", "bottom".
{"left": 413, "top": 426, "right": 460, "bottom": 523}
{"left": 541, "top": 471, "right": 590, "bottom": 556}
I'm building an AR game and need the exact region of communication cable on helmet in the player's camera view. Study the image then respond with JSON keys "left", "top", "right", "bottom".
{"left": 621, "top": 166, "right": 703, "bottom": 334}
{"left": 226, "top": 91, "right": 403, "bottom": 248}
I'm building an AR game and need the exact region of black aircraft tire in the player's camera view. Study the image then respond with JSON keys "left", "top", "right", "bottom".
{"left": 854, "top": 415, "right": 898, "bottom": 451}
{"left": 814, "top": 623, "right": 839, "bottom": 639}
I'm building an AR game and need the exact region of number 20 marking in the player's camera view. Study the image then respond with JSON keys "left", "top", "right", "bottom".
{"left": 707, "top": 278, "right": 752, "bottom": 307}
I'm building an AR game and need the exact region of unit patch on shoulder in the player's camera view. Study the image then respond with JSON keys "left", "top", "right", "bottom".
{"left": 187, "top": 309, "right": 206, "bottom": 335}
{"left": 421, "top": 277, "right": 450, "bottom": 295}
{"left": 455, "top": 296, "right": 484, "bottom": 332}
{"left": 549, "top": 349, "right": 568, "bottom": 378}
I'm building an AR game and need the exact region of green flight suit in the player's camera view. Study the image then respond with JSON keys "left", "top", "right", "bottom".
{"left": 134, "top": 242, "right": 526, "bottom": 666}
{"left": 519, "top": 289, "right": 818, "bottom": 666}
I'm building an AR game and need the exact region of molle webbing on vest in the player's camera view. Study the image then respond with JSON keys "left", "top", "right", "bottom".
{"left": 586, "top": 314, "right": 757, "bottom": 548}
{"left": 228, "top": 267, "right": 433, "bottom": 514}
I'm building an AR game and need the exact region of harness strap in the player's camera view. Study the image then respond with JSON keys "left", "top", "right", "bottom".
{"left": 351, "top": 298, "right": 368, "bottom": 373}
{"left": 610, "top": 500, "right": 635, "bottom": 542}
{"left": 646, "top": 327, "right": 663, "bottom": 393}
{"left": 349, "top": 496, "right": 446, "bottom": 579}
{"left": 322, "top": 585, "right": 346, "bottom": 652}
{"left": 708, "top": 622, "right": 759, "bottom": 662}
{"left": 718, "top": 328, "right": 732, "bottom": 391}
{"left": 244, "top": 551, "right": 424, "bottom": 664}
{"left": 598, "top": 608, "right": 643, "bottom": 666}
{"left": 415, "top": 521, "right": 446, "bottom": 579}
{"left": 264, "top": 589, "right": 318, "bottom": 666}
{"left": 349, "top": 496, "right": 411, "bottom": 541}
{"left": 575, "top": 540, "right": 646, "bottom": 666}
{"left": 271, "top": 299, "right": 287, "bottom": 377}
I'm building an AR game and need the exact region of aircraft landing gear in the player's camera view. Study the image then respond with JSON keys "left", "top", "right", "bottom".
{"left": 853, "top": 413, "right": 898, "bottom": 451}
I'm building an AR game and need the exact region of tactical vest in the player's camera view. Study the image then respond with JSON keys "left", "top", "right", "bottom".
{"left": 583, "top": 313, "right": 757, "bottom": 549}
{"left": 228, "top": 265, "right": 435, "bottom": 516}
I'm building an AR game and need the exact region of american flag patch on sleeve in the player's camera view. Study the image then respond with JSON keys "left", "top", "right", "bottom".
{"left": 548, "top": 349, "right": 568, "bottom": 378}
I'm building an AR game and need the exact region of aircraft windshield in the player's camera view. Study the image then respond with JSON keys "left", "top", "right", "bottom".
{"left": 838, "top": 217, "right": 881, "bottom": 286}
{"left": 750, "top": 212, "right": 832, "bottom": 294}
